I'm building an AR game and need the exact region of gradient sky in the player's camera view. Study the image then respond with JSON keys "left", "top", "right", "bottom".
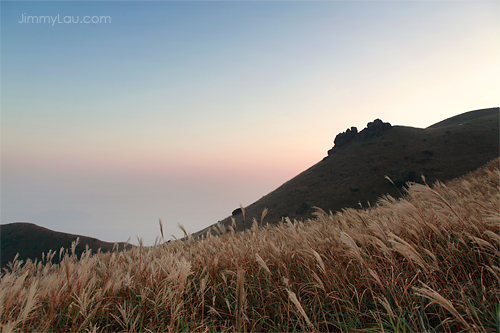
{"left": 1, "top": 1, "right": 499, "bottom": 245}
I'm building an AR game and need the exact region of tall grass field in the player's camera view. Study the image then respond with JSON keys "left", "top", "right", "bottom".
{"left": 1, "top": 158, "right": 499, "bottom": 332}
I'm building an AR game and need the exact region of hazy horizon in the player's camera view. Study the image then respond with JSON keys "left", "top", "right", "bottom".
{"left": 2, "top": 1, "right": 499, "bottom": 245}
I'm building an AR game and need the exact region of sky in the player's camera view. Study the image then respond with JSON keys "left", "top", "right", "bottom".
{"left": 1, "top": 1, "right": 499, "bottom": 245}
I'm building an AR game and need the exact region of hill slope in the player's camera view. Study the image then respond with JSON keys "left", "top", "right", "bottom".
{"left": 0, "top": 223, "right": 132, "bottom": 269}
{"left": 427, "top": 107, "right": 498, "bottom": 129}
{"left": 194, "top": 107, "right": 499, "bottom": 237}
{"left": 1, "top": 157, "right": 498, "bottom": 332}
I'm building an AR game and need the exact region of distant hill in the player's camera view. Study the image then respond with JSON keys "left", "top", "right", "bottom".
{"left": 1, "top": 223, "right": 132, "bottom": 270}
{"left": 427, "top": 107, "right": 499, "bottom": 129}
{"left": 194, "top": 107, "right": 499, "bottom": 238}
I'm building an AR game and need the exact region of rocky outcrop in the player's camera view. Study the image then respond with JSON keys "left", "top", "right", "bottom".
{"left": 328, "top": 119, "right": 392, "bottom": 155}
{"left": 295, "top": 202, "right": 309, "bottom": 215}
{"left": 359, "top": 119, "right": 392, "bottom": 140}
{"left": 333, "top": 126, "right": 358, "bottom": 148}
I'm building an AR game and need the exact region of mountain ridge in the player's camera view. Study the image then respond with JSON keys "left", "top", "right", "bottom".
{"left": 2, "top": 107, "right": 498, "bottom": 264}
{"left": 1, "top": 222, "right": 133, "bottom": 269}
{"left": 193, "top": 107, "right": 499, "bottom": 238}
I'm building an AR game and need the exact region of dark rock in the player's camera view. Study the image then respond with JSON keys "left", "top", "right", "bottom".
{"left": 232, "top": 208, "right": 242, "bottom": 216}
{"left": 367, "top": 118, "right": 384, "bottom": 130}
{"left": 403, "top": 170, "right": 417, "bottom": 182}
{"left": 329, "top": 119, "right": 392, "bottom": 153}
{"left": 333, "top": 126, "right": 358, "bottom": 149}
{"left": 296, "top": 203, "right": 309, "bottom": 215}
{"left": 359, "top": 119, "right": 392, "bottom": 140}
{"left": 393, "top": 170, "right": 419, "bottom": 188}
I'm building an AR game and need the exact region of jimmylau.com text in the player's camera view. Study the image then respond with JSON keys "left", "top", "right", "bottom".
{"left": 19, "top": 13, "right": 111, "bottom": 26}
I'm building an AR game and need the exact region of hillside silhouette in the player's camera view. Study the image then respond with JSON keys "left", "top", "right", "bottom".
{"left": 2, "top": 107, "right": 498, "bottom": 264}
{"left": 1, "top": 222, "right": 132, "bottom": 269}
{"left": 193, "top": 107, "right": 499, "bottom": 238}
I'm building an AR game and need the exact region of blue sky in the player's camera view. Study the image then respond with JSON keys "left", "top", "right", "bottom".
{"left": 1, "top": 1, "right": 499, "bottom": 245}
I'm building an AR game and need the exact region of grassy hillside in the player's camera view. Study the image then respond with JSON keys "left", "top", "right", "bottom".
{"left": 3, "top": 108, "right": 497, "bottom": 268}
{"left": 427, "top": 107, "right": 498, "bottom": 129}
{"left": 0, "top": 223, "right": 132, "bottom": 269}
{"left": 195, "top": 107, "right": 499, "bottom": 238}
{"left": 1, "top": 157, "right": 498, "bottom": 332}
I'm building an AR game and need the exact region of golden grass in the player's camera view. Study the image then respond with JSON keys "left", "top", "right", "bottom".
{"left": 1, "top": 158, "right": 499, "bottom": 332}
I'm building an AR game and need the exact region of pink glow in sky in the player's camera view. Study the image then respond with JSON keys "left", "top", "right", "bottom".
{"left": 1, "top": 1, "right": 498, "bottom": 245}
